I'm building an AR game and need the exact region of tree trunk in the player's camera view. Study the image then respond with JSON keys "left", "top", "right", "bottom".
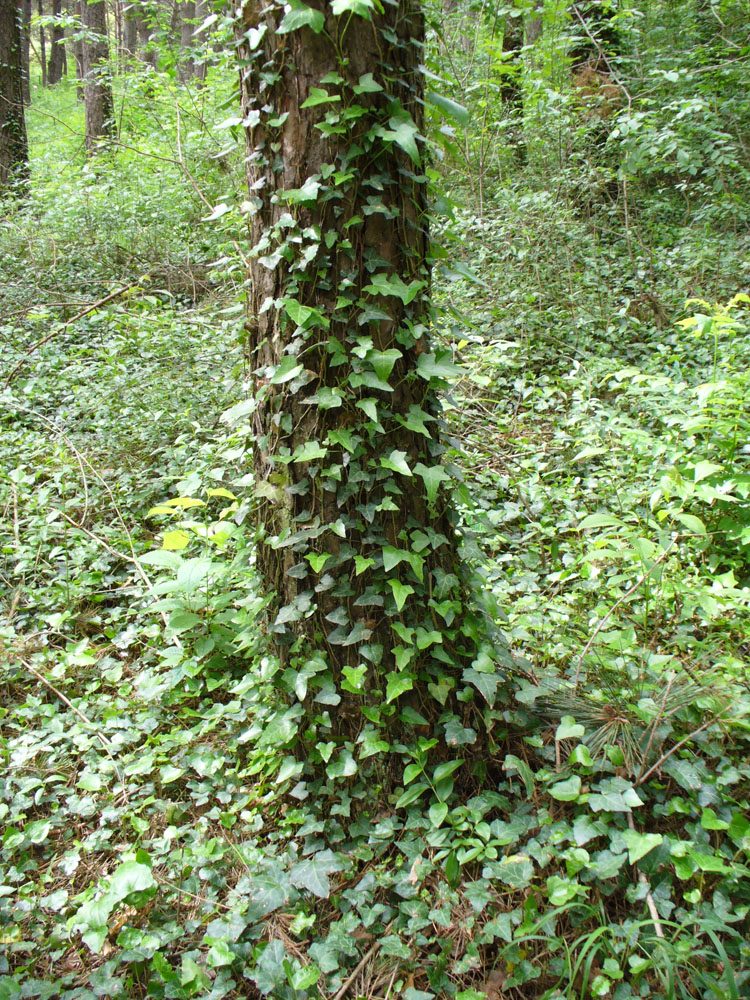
{"left": 20, "top": 0, "right": 29, "bottom": 100}
{"left": 192, "top": 0, "right": 204, "bottom": 81}
{"left": 82, "top": 0, "right": 114, "bottom": 151}
{"left": 177, "top": 0, "right": 193, "bottom": 81}
{"left": 37, "top": 0, "right": 46, "bottom": 85}
{"left": 72, "top": 0, "right": 84, "bottom": 99}
{"left": 135, "top": 5, "right": 156, "bottom": 66}
{"left": 236, "top": 0, "right": 505, "bottom": 766}
{"left": 123, "top": 0, "right": 136, "bottom": 57}
{"left": 0, "top": 0, "right": 29, "bottom": 188}
{"left": 47, "top": 0, "right": 65, "bottom": 82}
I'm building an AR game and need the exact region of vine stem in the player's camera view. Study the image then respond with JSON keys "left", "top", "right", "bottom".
{"left": 627, "top": 813, "right": 664, "bottom": 939}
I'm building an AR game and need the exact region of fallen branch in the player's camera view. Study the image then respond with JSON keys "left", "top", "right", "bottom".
{"left": 4, "top": 282, "right": 140, "bottom": 388}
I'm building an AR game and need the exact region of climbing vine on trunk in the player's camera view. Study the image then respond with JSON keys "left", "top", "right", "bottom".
{"left": 234, "top": 0, "right": 512, "bottom": 782}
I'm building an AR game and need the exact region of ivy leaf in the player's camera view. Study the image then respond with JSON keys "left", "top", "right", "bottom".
{"left": 109, "top": 861, "right": 156, "bottom": 902}
{"left": 364, "top": 273, "right": 425, "bottom": 304}
{"left": 270, "top": 355, "right": 304, "bottom": 385}
{"left": 355, "top": 397, "right": 379, "bottom": 423}
{"left": 462, "top": 667, "right": 498, "bottom": 706}
{"left": 549, "top": 775, "right": 582, "bottom": 801}
{"left": 386, "top": 672, "right": 415, "bottom": 703}
{"left": 277, "top": 0, "right": 325, "bottom": 33}
{"left": 291, "top": 441, "right": 328, "bottom": 462}
{"left": 381, "top": 450, "right": 412, "bottom": 477}
{"left": 414, "top": 462, "right": 449, "bottom": 505}
{"left": 380, "top": 107, "right": 421, "bottom": 164}
{"left": 555, "top": 716, "right": 585, "bottom": 740}
{"left": 388, "top": 579, "right": 414, "bottom": 611}
{"left": 301, "top": 88, "right": 341, "bottom": 109}
{"left": 283, "top": 177, "right": 322, "bottom": 204}
{"left": 367, "top": 348, "right": 402, "bottom": 382}
{"left": 331, "top": 0, "right": 377, "bottom": 20}
{"left": 289, "top": 851, "right": 343, "bottom": 899}
{"left": 622, "top": 830, "right": 663, "bottom": 864}
{"left": 284, "top": 299, "right": 329, "bottom": 329}
{"left": 353, "top": 72, "right": 383, "bottom": 94}
{"left": 416, "top": 351, "right": 462, "bottom": 380}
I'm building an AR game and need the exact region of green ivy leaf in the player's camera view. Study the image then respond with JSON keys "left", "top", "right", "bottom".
{"left": 277, "top": 0, "right": 325, "bottom": 32}
{"left": 549, "top": 775, "right": 582, "bottom": 801}
{"left": 386, "top": 672, "right": 415, "bottom": 703}
{"left": 388, "top": 579, "right": 414, "bottom": 611}
{"left": 381, "top": 450, "right": 412, "bottom": 476}
{"left": 622, "top": 830, "right": 663, "bottom": 864}
{"left": 270, "top": 355, "right": 304, "bottom": 385}
{"left": 555, "top": 716, "right": 585, "bottom": 740}
{"left": 289, "top": 850, "right": 342, "bottom": 899}
{"left": 353, "top": 72, "right": 383, "bottom": 94}
{"left": 301, "top": 87, "right": 341, "bottom": 108}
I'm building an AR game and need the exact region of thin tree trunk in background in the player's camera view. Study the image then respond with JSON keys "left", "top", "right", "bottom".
{"left": 192, "top": 0, "right": 204, "bottom": 81}
{"left": 123, "top": 0, "right": 136, "bottom": 57}
{"left": 82, "top": 0, "right": 114, "bottom": 150}
{"left": 113, "top": 0, "right": 123, "bottom": 68}
{"left": 47, "top": 0, "right": 65, "bottom": 82}
{"left": 0, "top": 0, "right": 30, "bottom": 189}
{"left": 177, "top": 0, "right": 194, "bottom": 81}
{"left": 20, "top": 0, "right": 30, "bottom": 101}
{"left": 501, "top": 5, "right": 526, "bottom": 162}
{"left": 38, "top": 0, "right": 46, "bottom": 85}
{"left": 135, "top": 6, "right": 157, "bottom": 65}
{"left": 73, "top": 0, "right": 85, "bottom": 99}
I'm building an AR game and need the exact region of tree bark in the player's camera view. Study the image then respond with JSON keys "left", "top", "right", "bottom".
{"left": 82, "top": 0, "right": 114, "bottom": 151}
{"left": 72, "top": 0, "right": 84, "bottom": 99}
{"left": 123, "top": 0, "right": 136, "bottom": 57}
{"left": 235, "top": 0, "right": 503, "bottom": 760}
{"left": 38, "top": 0, "right": 46, "bottom": 85}
{"left": 177, "top": 0, "right": 193, "bottom": 81}
{"left": 0, "top": 0, "right": 29, "bottom": 188}
{"left": 47, "top": 0, "right": 65, "bottom": 82}
{"left": 192, "top": 0, "right": 204, "bottom": 81}
{"left": 20, "top": 0, "right": 29, "bottom": 100}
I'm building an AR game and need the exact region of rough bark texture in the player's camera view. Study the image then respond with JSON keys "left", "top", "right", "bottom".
{"left": 0, "top": 0, "right": 29, "bottom": 187}
{"left": 47, "top": 0, "right": 66, "bottom": 82}
{"left": 82, "top": 0, "right": 114, "bottom": 151}
{"left": 236, "top": 0, "right": 469, "bottom": 735}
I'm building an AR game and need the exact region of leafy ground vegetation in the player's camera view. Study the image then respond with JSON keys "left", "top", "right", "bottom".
{"left": 2, "top": 4, "right": 750, "bottom": 998}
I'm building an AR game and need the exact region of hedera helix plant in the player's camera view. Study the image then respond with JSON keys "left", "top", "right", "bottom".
{"left": 233, "top": 0, "right": 513, "bottom": 781}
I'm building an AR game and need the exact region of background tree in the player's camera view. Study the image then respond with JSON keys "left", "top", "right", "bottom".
{"left": 46, "top": 0, "right": 66, "bottom": 82}
{"left": 20, "top": 0, "right": 29, "bottom": 100}
{"left": 0, "top": 0, "right": 29, "bottom": 188}
{"left": 236, "top": 0, "right": 505, "bottom": 756}
{"left": 37, "top": 0, "right": 46, "bottom": 85}
{"left": 81, "top": 0, "right": 114, "bottom": 150}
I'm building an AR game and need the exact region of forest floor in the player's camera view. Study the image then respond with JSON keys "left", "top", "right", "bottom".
{"left": 1, "top": 77, "right": 750, "bottom": 1000}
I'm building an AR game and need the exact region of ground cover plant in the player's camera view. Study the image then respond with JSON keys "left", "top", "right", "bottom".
{"left": 2, "top": 1, "right": 750, "bottom": 997}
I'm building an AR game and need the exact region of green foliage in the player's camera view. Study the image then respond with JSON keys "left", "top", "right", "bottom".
{"left": 2, "top": 2, "right": 750, "bottom": 998}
